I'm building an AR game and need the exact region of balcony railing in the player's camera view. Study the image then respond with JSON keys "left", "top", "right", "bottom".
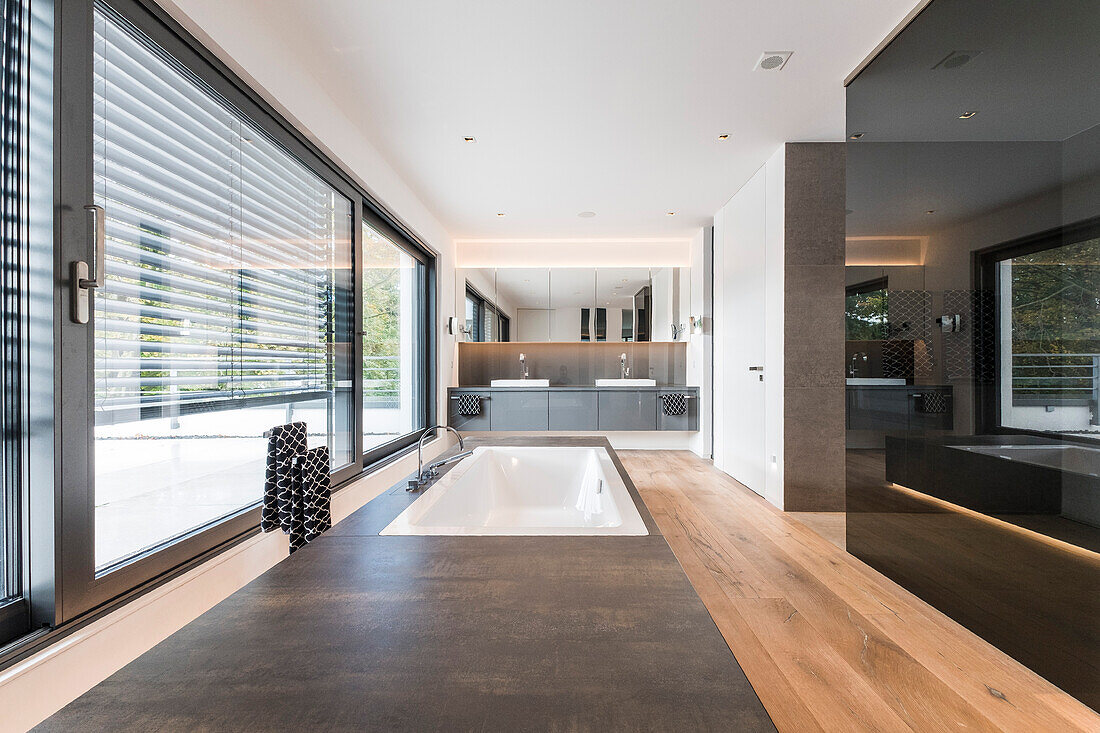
{"left": 1012, "top": 353, "right": 1100, "bottom": 423}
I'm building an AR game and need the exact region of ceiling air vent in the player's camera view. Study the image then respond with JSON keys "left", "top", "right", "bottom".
{"left": 755, "top": 51, "right": 792, "bottom": 71}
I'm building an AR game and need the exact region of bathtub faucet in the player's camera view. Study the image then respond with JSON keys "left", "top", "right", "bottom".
{"left": 620, "top": 353, "right": 630, "bottom": 379}
{"left": 408, "top": 425, "right": 472, "bottom": 491}
{"left": 519, "top": 352, "right": 529, "bottom": 379}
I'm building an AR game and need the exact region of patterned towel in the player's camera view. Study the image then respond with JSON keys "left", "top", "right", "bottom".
{"left": 262, "top": 422, "right": 307, "bottom": 533}
{"left": 916, "top": 392, "right": 950, "bottom": 414}
{"left": 290, "top": 446, "right": 332, "bottom": 551}
{"left": 662, "top": 393, "right": 687, "bottom": 416}
{"left": 458, "top": 393, "right": 482, "bottom": 416}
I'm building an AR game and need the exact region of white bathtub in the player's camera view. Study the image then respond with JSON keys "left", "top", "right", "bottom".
{"left": 380, "top": 446, "right": 649, "bottom": 536}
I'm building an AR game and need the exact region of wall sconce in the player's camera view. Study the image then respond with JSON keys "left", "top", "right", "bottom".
{"left": 447, "top": 316, "right": 470, "bottom": 338}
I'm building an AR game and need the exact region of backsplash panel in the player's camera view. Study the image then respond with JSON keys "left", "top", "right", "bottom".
{"left": 458, "top": 342, "right": 688, "bottom": 386}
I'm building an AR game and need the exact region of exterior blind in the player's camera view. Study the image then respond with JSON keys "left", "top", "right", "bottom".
{"left": 92, "top": 9, "right": 352, "bottom": 425}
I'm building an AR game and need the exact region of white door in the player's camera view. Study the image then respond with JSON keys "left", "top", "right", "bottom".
{"left": 714, "top": 166, "right": 768, "bottom": 496}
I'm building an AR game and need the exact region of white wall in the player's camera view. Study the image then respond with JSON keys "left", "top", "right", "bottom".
{"left": 712, "top": 146, "right": 786, "bottom": 508}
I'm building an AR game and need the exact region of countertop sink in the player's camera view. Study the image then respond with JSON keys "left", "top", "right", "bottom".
{"left": 846, "top": 378, "right": 907, "bottom": 386}
{"left": 594, "top": 378, "right": 657, "bottom": 387}
{"left": 490, "top": 379, "right": 551, "bottom": 387}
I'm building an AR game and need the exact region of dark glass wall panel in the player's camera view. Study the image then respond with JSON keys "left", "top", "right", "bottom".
{"left": 845, "top": 0, "right": 1100, "bottom": 709}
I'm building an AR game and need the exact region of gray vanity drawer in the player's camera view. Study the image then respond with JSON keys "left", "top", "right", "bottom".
{"left": 548, "top": 391, "right": 599, "bottom": 430}
{"left": 448, "top": 393, "right": 491, "bottom": 431}
{"left": 490, "top": 391, "right": 550, "bottom": 431}
{"left": 656, "top": 390, "right": 698, "bottom": 431}
{"left": 598, "top": 391, "right": 657, "bottom": 431}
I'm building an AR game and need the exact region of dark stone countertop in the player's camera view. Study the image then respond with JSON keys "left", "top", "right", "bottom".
{"left": 37, "top": 437, "right": 774, "bottom": 732}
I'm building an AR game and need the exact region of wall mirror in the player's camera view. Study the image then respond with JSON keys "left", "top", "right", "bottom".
{"left": 458, "top": 266, "right": 690, "bottom": 343}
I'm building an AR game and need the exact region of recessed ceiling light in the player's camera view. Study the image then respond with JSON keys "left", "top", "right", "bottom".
{"left": 496, "top": 212, "right": 505, "bottom": 217}
{"left": 925, "top": 210, "right": 936, "bottom": 214}
{"left": 958, "top": 111, "right": 978, "bottom": 119}
{"left": 718, "top": 134, "right": 729, "bottom": 140}
{"left": 755, "top": 51, "right": 793, "bottom": 72}
{"left": 578, "top": 211, "right": 596, "bottom": 218}
{"left": 666, "top": 211, "right": 676, "bottom": 216}
{"left": 621, "top": 279, "right": 628, "bottom": 282}
{"left": 463, "top": 136, "right": 476, "bottom": 143}
{"left": 849, "top": 132, "right": 865, "bottom": 140}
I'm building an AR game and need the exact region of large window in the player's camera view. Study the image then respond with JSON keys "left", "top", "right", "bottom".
{"left": 845, "top": 277, "right": 889, "bottom": 340}
{"left": 989, "top": 229, "right": 1100, "bottom": 439}
{"left": 90, "top": 7, "right": 354, "bottom": 570}
{"left": 362, "top": 217, "right": 428, "bottom": 455}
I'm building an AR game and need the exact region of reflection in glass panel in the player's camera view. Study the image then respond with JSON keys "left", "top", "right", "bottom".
{"left": 997, "top": 237, "right": 1100, "bottom": 438}
{"left": 92, "top": 10, "right": 353, "bottom": 570}
{"left": 362, "top": 221, "right": 426, "bottom": 452}
{"left": 844, "top": 0, "right": 1100, "bottom": 708}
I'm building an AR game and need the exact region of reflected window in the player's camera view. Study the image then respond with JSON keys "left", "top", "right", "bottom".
{"left": 993, "top": 232, "right": 1100, "bottom": 439}
{"left": 845, "top": 277, "right": 889, "bottom": 340}
{"left": 464, "top": 286, "right": 507, "bottom": 342}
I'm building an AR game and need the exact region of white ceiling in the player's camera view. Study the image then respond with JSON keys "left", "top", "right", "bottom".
{"left": 170, "top": 0, "right": 920, "bottom": 240}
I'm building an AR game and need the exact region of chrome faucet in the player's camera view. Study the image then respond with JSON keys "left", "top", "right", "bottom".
{"left": 407, "top": 425, "right": 473, "bottom": 491}
{"left": 519, "top": 352, "right": 529, "bottom": 379}
{"left": 620, "top": 353, "right": 630, "bottom": 379}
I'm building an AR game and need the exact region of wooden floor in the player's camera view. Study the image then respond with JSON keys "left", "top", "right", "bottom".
{"left": 618, "top": 450, "right": 1100, "bottom": 733}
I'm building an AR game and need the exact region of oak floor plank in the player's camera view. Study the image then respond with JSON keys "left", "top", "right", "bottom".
{"left": 619, "top": 450, "right": 1100, "bottom": 733}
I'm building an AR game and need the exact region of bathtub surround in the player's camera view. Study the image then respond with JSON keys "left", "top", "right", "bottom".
{"left": 38, "top": 438, "right": 775, "bottom": 732}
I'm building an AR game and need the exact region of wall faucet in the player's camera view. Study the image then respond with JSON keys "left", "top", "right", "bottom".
{"left": 407, "top": 425, "right": 473, "bottom": 491}
{"left": 519, "top": 352, "right": 528, "bottom": 379}
{"left": 848, "top": 352, "right": 868, "bottom": 378}
{"left": 620, "top": 353, "right": 630, "bottom": 379}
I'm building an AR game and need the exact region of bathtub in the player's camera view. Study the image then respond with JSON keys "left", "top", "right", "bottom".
{"left": 380, "top": 446, "right": 649, "bottom": 536}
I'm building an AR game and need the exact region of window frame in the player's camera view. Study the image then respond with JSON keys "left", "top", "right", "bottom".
{"left": 975, "top": 216, "right": 1100, "bottom": 443}
{"left": 51, "top": 0, "right": 438, "bottom": 626}
{"left": 464, "top": 284, "right": 508, "bottom": 343}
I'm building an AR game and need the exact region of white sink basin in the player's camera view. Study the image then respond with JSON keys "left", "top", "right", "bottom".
{"left": 846, "top": 378, "right": 907, "bottom": 386}
{"left": 490, "top": 379, "right": 550, "bottom": 387}
{"left": 595, "top": 378, "right": 657, "bottom": 387}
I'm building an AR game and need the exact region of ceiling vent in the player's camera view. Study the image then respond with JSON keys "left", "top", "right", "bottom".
{"left": 755, "top": 51, "right": 792, "bottom": 71}
{"left": 932, "top": 50, "right": 981, "bottom": 70}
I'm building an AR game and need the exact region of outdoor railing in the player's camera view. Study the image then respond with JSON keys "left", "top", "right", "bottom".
{"left": 1012, "top": 353, "right": 1100, "bottom": 424}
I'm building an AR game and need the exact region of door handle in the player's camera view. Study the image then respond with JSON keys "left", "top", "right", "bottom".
{"left": 71, "top": 204, "right": 105, "bottom": 324}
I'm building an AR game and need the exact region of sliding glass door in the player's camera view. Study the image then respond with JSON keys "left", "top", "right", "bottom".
{"left": 50, "top": 0, "right": 433, "bottom": 624}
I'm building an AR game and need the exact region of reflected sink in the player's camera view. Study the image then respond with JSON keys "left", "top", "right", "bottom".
{"left": 846, "top": 378, "right": 907, "bottom": 386}
{"left": 490, "top": 379, "right": 550, "bottom": 387}
{"left": 595, "top": 378, "right": 657, "bottom": 387}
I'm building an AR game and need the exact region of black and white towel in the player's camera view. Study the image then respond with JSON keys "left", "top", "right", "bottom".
{"left": 290, "top": 446, "right": 332, "bottom": 551}
{"left": 262, "top": 422, "right": 331, "bottom": 551}
{"left": 661, "top": 393, "right": 687, "bottom": 416}
{"left": 916, "top": 392, "right": 950, "bottom": 414}
{"left": 262, "top": 422, "right": 307, "bottom": 533}
{"left": 458, "top": 393, "right": 482, "bottom": 416}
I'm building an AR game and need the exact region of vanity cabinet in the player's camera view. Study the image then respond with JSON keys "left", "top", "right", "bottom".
{"left": 447, "top": 386, "right": 697, "bottom": 432}
{"left": 490, "top": 390, "right": 549, "bottom": 431}
{"left": 598, "top": 390, "right": 657, "bottom": 431}
{"left": 847, "top": 386, "right": 953, "bottom": 431}
{"left": 548, "top": 391, "right": 599, "bottom": 430}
